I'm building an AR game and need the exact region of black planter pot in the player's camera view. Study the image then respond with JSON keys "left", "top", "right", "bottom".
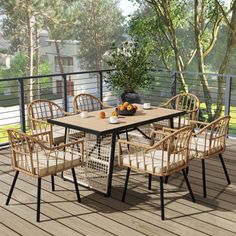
{"left": 121, "top": 91, "right": 141, "bottom": 104}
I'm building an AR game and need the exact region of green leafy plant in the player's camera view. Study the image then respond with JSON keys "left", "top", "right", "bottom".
{"left": 103, "top": 41, "right": 153, "bottom": 93}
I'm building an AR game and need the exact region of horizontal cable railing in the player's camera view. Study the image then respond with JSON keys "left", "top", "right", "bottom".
{"left": 0, "top": 69, "right": 236, "bottom": 146}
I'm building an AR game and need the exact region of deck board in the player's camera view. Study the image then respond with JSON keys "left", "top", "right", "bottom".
{"left": 0, "top": 139, "right": 236, "bottom": 236}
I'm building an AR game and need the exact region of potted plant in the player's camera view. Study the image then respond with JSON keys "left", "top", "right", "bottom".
{"left": 103, "top": 41, "right": 153, "bottom": 103}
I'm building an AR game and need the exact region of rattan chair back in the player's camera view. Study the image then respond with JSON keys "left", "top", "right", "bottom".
{"left": 27, "top": 99, "right": 67, "bottom": 145}
{"left": 73, "top": 93, "right": 104, "bottom": 113}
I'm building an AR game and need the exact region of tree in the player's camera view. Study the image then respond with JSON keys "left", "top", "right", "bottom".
{"left": 74, "top": 0, "right": 125, "bottom": 70}
{"left": 0, "top": 0, "right": 46, "bottom": 101}
{"left": 43, "top": 0, "right": 81, "bottom": 74}
{"left": 131, "top": 0, "right": 226, "bottom": 121}
{"left": 0, "top": 52, "right": 50, "bottom": 94}
{"left": 0, "top": 0, "right": 73, "bottom": 100}
{"left": 214, "top": 0, "right": 236, "bottom": 118}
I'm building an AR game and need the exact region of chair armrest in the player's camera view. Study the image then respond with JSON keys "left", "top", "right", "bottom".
{"left": 189, "top": 120, "right": 209, "bottom": 135}
{"left": 149, "top": 129, "right": 170, "bottom": 144}
{"left": 35, "top": 138, "right": 84, "bottom": 151}
{"left": 30, "top": 130, "right": 53, "bottom": 147}
{"left": 29, "top": 117, "right": 48, "bottom": 124}
{"left": 162, "top": 127, "right": 178, "bottom": 133}
{"left": 118, "top": 139, "right": 151, "bottom": 149}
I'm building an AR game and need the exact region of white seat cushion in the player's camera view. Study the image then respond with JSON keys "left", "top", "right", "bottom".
{"left": 121, "top": 150, "right": 186, "bottom": 175}
{"left": 16, "top": 149, "right": 82, "bottom": 177}
{"left": 189, "top": 137, "right": 223, "bottom": 159}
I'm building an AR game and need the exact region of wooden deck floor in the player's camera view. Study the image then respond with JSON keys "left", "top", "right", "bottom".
{"left": 0, "top": 139, "right": 236, "bottom": 236}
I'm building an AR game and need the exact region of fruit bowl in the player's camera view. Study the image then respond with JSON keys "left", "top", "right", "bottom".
{"left": 116, "top": 109, "right": 136, "bottom": 116}
{"left": 115, "top": 102, "right": 137, "bottom": 116}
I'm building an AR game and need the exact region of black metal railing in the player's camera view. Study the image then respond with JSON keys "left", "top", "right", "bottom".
{"left": 0, "top": 69, "right": 236, "bottom": 146}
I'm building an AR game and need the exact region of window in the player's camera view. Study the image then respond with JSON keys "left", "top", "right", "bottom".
{"left": 54, "top": 56, "right": 74, "bottom": 72}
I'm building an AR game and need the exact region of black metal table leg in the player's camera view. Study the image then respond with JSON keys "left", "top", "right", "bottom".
{"left": 107, "top": 133, "right": 117, "bottom": 197}
{"left": 51, "top": 175, "right": 55, "bottom": 191}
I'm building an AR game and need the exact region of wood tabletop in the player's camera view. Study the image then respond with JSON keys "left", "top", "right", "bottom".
{"left": 48, "top": 105, "right": 185, "bottom": 136}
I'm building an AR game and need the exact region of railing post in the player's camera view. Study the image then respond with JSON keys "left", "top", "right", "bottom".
{"left": 98, "top": 71, "right": 103, "bottom": 103}
{"left": 18, "top": 78, "right": 26, "bottom": 132}
{"left": 224, "top": 76, "right": 232, "bottom": 116}
{"left": 62, "top": 74, "right": 68, "bottom": 112}
{"left": 171, "top": 72, "right": 177, "bottom": 97}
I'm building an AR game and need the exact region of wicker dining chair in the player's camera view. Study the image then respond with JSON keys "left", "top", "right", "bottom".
{"left": 6, "top": 129, "right": 84, "bottom": 222}
{"left": 189, "top": 115, "right": 231, "bottom": 197}
{"left": 73, "top": 93, "right": 111, "bottom": 113}
{"left": 153, "top": 93, "right": 200, "bottom": 130}
{"left": 118, "top": 126, "right": 195, "bottom": 220}
{"left": 27, "top": 99, "right": 72, "bottom": 145}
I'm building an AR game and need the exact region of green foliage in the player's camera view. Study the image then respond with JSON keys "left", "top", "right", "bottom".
{"left": 0, "top": 52, "right": 51, "bottom": 94}
{"left": 1, "top": 52, "right": 27, "bottom": 78}
{"left": 103, "top": 41, "right": 153, "bottom": 93}
{"left": 74, "top": 0, "right": 125, "bottom": 70}
{"left": 38, "top": 59, "right": 51, "bottom": 89}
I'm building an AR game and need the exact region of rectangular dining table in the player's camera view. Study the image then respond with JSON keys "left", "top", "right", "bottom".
{"left": 48, "top": 105, "right": 185, "bottom": 196}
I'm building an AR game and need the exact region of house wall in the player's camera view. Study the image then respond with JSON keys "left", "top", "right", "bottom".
{"left": 0, "top": 53, "right": 11, "bottom": 69}
{"left": 39, "top": 33, "right": 89, "bottom": 95}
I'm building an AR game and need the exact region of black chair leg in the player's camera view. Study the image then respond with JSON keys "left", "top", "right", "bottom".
{"left": 61, "top": 171, "right": 66, "bottom": 181}
{"left": 122, "top": 168, "right": 130, "bottom": 202}
{"left": 201, "top": 159, "right": 207, "bottom": 198}
{"left": 164, "top": 176, "right": 169, "bottom": 184}
{"left": 182, "top": 169, "right": 196, "bottom": 203}
{"left": 51, "top": 175, "right": 55, "bottom": 191}
{"left": 219, "top": 154, "right": 231, "bottom": 184}
{"left": 71, "top": 168, "right": 81, "bottom": 202}
{"left": 186, "top": 166, "right": 189, "bottom": 175}
{"left": 160, "top": 176, "right": 165, "bottom": 220}
{"left": 148, "top": 174, "right": 152, "bottom": 190}
{"left": 6, "top": 171, "right": 19, "bottom": 205}
{"left": 37, "top": 178, "right": 41, "bottom": 222}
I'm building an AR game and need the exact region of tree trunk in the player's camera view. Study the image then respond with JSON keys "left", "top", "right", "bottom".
{"left": 55, "top": 40, "right": 64, "bottom": 74}
{"left": 161, "top": 1, "right": 187, "bottom": 92}
{"left": 194, "top": 0, "right": 213, "bottom": 121}
{"left": 214, "top": 1, "right": 236, "bottom": 119}
{"left": 27, "top": 10, "right": 34, "bottom": 103}
{"left": 35, "top": 28, "right": 40, "bottom": 99}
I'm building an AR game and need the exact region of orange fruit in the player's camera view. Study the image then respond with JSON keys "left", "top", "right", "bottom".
{"left": 123, "top": 102, "right": 129, "bottom": 108}
{"left": 127, "top": 104, "right": 133, "bottom": 111}
{"left": 119, "top": 105, "right": 125, "bottom": 111}
{"left": 99, "top": 111, "right": 106, "bottom": 119}
{"left": 112, "top": 111, "right": 118, "bottom": 117}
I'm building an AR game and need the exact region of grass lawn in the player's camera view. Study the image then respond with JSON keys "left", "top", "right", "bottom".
{"left": 0, "top": 124, "right": 21, "bottom": 143}
{"left": 200, "top": 103, "right": 236, "bottom": 135}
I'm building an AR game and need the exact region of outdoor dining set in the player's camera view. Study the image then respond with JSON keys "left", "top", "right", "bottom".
{"left": 5, "top": 93, "right": 231, "bottom": 222}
